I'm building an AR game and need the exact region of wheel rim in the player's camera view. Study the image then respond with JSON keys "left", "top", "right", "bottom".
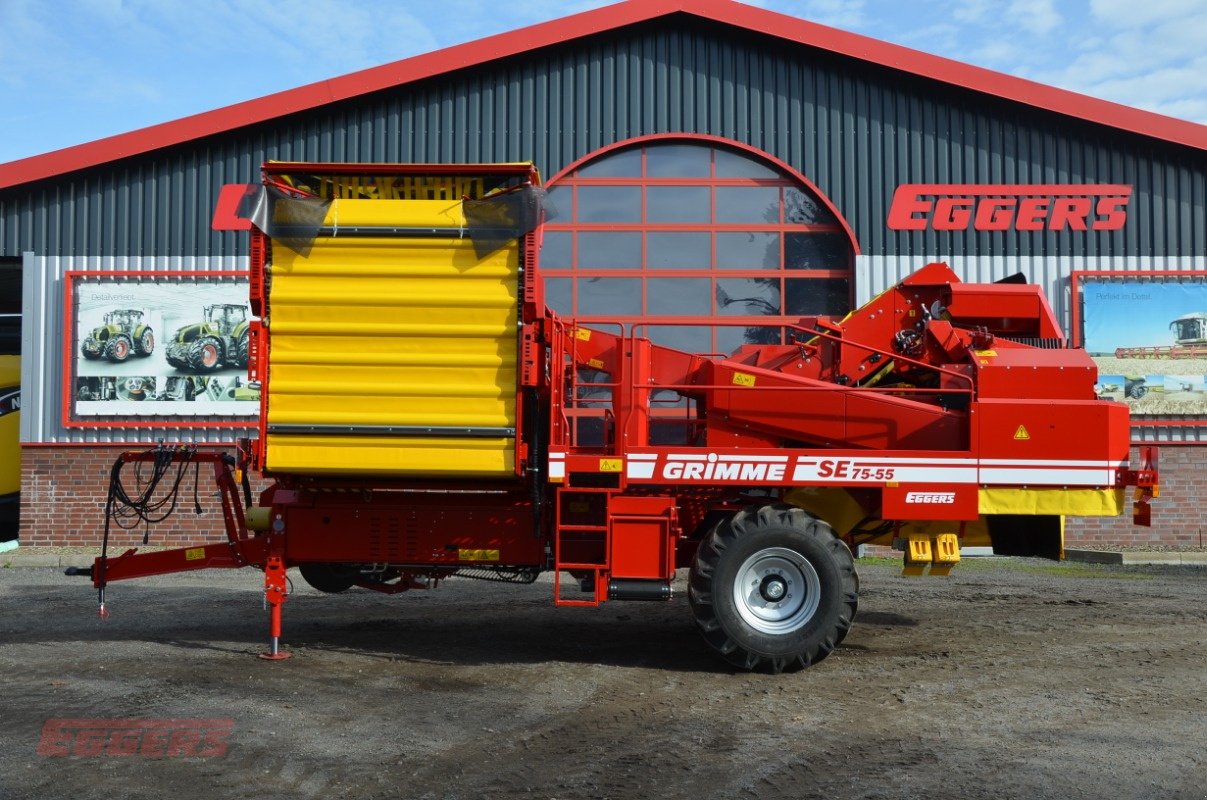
{"left": 114, "top": 340, "right": 128, "bottom": 357}
{"left": 202, "top": 344, "right": 218, "bottom": 367}
{"left": 142, "top": 332, "right": 154, "bottom": 350}
{"left": 732, "top": 546, "right": 821, "bottom": 635}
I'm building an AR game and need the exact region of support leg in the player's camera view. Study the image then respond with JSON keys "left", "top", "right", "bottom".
{"left": 259, "top": 554, "right": 291, "bottom": 661}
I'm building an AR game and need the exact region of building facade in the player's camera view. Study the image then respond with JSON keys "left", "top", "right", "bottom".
{"left": 2, "top": 0, "right": 1205, "bottom": 549}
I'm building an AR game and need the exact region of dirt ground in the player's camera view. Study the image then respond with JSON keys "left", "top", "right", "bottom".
{"left": 2, "top": 559, "right": 1205, "bottom": 800}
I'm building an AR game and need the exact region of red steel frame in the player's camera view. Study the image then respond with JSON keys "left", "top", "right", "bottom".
{"left": 62, "top": 270, "right": 255, "bottom": 430}
{"left": 1070, "top": 269, "right": 1207, "bottom": 433}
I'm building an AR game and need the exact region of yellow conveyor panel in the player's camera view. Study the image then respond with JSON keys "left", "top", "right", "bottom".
{"left": 264, "top": 198, "right": 520, "bottom": 477}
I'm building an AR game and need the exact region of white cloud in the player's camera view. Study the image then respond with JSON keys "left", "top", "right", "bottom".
{"left": 795, "top": 0, "right": 868, "bottom": 29}
{"left": 1089, "top": 0, "right": 1206, "bottom": 28}
{"left": 1007, "top": 0, "right": 1062, "bottom": 36}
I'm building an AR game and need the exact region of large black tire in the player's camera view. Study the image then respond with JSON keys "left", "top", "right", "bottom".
{"left": 81, "top": 345, "right": 102, "bottom": 360}
{"left": 299, "top": 563, "right": 359, "bottom": 594}
{"left": 689, "top": 504, "right": 858, "bottom": 673}
{"left": 186, "top": 337, "right": 223, "bottom": 372}
{"left": 234, "top": 330, "right": 249, "bottom": 369}
{"left": 103, "top": 335, "right": 132, "bottom": 363}
{"left": 133, "top": 327, "right": 155, "bottom": 356}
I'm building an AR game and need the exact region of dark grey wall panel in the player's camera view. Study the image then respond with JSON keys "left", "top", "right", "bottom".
{"left": 2, "top": 18, "right": 1204, "bottom": 260}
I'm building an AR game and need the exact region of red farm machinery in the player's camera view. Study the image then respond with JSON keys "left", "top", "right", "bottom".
{"left": 68, "top": 163, "right": 1158, "bottom": 672}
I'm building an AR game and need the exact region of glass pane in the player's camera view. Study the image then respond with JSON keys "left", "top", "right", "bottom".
{"left": 540, "top": 231, "right": 572, "bottom": 269}
{"left": 577, "top": 232, "right": 641, "bottom": 269}
{"left": 716, "top": 232, "right": 779, "bottom": 269}
{"left": 716, "top": 325, "right": 754, "bottom": 355}
{"left": 645, "top": 143, "right": 711, "bottom": 177}
{"left": 716, "top": 278, "right": 781, "bottom": 316}
{"left": 784, "top": 188, "right": 837, "bottom": 224}
{"left": 545, "top": 185, "right": 572, "bottom": 221}
{"left": 714, "top": 148, "right": 779, "bottom": 179}
{"left": 647, "top": 232, "right": 710, "bottom": 269}
{"left": 646, "top": 186, "right": 710, "bottom": 223}
{"left": 716, "top": 186, "right": 780, "bottom": 223}
{"left": 784, "top": 278, "right": 850, "bottom": 317}
{"left": 646, "top": 278, "right": 711, "bottom": 315}
{"left": 575, "top": 370, "right": 613, "bottom": 404}
{"left": 577, "top": 147, "right": 642, "bottom": 177}
{"left": 544, "top": 277, "right": 573, "bottom": 314}
{"left": 785, "top": 233, "right": 851, "bottom": 271}
{"left": 576, "top": 185, "right": 641, "bottom": 222}
{"left": 646, "top": 325, "right": 713, "bottom": 353}
{"left": 577, "top": 278, "right": 641, "bottom": 315}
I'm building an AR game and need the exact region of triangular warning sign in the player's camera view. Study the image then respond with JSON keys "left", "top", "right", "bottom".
{"left": 1013, "top": 425, "right": 1030, "bottom": 441}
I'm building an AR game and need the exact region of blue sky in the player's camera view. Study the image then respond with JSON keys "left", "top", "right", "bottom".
{"left": 0, "top": 0, "right": 1204, "bottom": 165}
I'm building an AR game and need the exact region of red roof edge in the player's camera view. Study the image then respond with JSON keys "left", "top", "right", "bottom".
{"left": 1, "top": 0, "right": 1203, "bottom": 191}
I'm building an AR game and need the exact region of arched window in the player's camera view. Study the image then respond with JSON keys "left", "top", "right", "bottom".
{"left": 541, "top": 137, "right": 855, "bottom": 354}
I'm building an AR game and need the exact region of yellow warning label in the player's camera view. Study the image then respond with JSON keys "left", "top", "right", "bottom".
{"left": 184, "top": 547, "right": 206, "bottom": 561}
{"left": 1014, "top": 425, "right": 1031, "bottom": 441}
{"left": 908, "top": 309, "right": 917, "bottom": 317}
{"left": 599, "top": 458, "right": 624, "bottom": 472}
{"left": 458, "top": 549, "right": 500, "bottom": 562}
{"left": 587, "top": 358, "right": 605, "bottom": 370}
{"left": 574, "top": 328, "right": 592, "bottom": 341}
{"left": 974, "top": 349, "right": 997, "bottom": 357}
{"left": 732, "top": 372, "right": 756, "bottom": 387}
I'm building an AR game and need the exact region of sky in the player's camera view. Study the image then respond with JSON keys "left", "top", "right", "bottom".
{"left": 0, "top": 0, "right": 1204, "bottom": 165}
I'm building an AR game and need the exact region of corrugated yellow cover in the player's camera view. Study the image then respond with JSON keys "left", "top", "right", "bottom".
{"left": 265, "top": 199, "right": 518, "bottom": 477}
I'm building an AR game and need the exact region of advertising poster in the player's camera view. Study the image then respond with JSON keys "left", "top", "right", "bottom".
{"left": 71, "top": 277, "right": 259, "bottom": 418}
{"left": 1081, "top": 279, "right": 1207, "bottom": 418}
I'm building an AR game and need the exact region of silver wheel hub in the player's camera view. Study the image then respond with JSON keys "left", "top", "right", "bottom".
{"left": 733, "top": 547, "right": 821, "bottom": 635}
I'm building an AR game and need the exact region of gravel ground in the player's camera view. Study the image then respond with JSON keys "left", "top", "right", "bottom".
{"left": 2, "top": 560, "right": 1205, "bottom": 800}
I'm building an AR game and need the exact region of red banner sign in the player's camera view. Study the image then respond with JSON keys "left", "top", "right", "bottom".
{"left": 887, "top": 184, "right": 1131, "bottom": 232}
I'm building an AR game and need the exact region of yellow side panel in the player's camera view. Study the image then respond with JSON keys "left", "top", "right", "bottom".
{"left": 265, "top": 435, "right": 514, "bottom": 478}
{"left": 978, "top": 488, "right": 1125, "bottom": 517}
{"left": 266, "top": 199, "right": 519, "bottom": 477}
{"left": 0, "top": 356, "right": 19, "bottom": 497}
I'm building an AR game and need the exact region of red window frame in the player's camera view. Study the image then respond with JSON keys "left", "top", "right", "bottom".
{"left": 541, "top": 134, "right": 860, "bottom": 353}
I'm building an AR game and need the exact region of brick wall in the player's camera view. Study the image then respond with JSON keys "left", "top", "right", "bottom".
{"left": 18, "top": 443, "right": 1206, "bottom": 550}
{"left": 19, "top": 445, "right": 267, "bottom": 549}
{"left": 1064, "top": 445, "right": 1205, "bottom": 549}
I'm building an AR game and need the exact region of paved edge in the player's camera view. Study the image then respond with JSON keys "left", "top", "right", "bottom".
{"left": 1064, "top": 548, "right": 1207, "bottom": 566}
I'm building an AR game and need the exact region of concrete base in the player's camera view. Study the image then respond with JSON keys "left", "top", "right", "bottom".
{"left": 1064, "top": 548, "right": 1207, "bottom": 566}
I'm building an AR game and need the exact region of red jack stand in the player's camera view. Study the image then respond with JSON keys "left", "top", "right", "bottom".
{"left": 259, "top": 554, "right": 291, "bottom": 661}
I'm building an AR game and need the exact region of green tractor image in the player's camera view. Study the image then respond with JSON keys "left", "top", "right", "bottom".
{"left": 165, "top": 304, "right": 250, "bottom": 373}
{"left": 80, "top": 309, "right": 155, "bottom": 363}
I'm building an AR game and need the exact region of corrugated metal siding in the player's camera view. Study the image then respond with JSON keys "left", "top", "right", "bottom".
{"left": 20, "top": 253, "right": 252, "bottom": 443}
{"left": 3, "top": 17, "right": 1205, "bottom": 443}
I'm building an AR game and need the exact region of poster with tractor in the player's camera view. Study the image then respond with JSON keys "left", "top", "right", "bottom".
{"left": 1081, "top": 277, "right": 1207, "bottom": 419}
{"left": 71, "top": 276, "right": 259, "bottom": 418}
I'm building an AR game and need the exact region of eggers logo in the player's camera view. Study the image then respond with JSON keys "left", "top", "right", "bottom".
{"left": 38, "top": 719, "right": 233, "bottom": 757}
{"left": 904, "top": 492, "right": 957, "bottom": 504}
{"left": 887, "top": 184, "right": 1131, "bottom": 232}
